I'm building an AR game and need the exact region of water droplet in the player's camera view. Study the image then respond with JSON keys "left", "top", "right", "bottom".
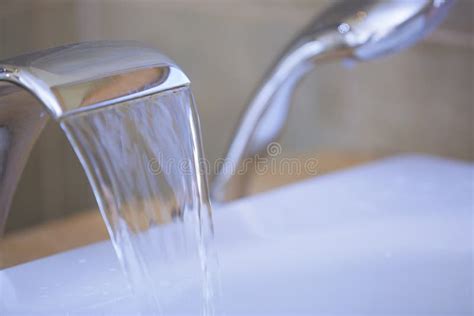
{"left": 338, "top": 23, "right": 351, "bottom": 34}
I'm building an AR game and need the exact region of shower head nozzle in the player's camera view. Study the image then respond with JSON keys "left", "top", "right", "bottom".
{"left": 301, "top": 0, "right": 455, "bottom": 61}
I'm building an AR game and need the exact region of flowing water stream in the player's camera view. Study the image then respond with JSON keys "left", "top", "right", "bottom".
{"left": 61, "top": 87, "right": 218, "bottom": 315}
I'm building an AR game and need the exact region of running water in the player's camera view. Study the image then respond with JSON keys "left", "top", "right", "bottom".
{"left": 60, "top": 87, "right": 218, "bottom": 315}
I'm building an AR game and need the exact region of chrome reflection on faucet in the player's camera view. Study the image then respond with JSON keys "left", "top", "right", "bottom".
{"left": 211, "top": 0, "right": 454, "bottom": 202}
{"left": 0, "top": 41, "right": 190, "bottom": 233}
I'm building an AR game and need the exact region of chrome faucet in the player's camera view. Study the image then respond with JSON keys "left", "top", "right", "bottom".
{"left": 0, "top": 41, "right": 190, "bottom": 233}
{"left": 211, "top": 0, "right": 454, "bottom": 202}
{"left": 0, "top": 0, "right": 455, "bottom": 229}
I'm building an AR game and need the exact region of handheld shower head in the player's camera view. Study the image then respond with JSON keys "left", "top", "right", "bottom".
{"left": 301, "top": 0, "right": 454, "bottom": 61}
{"left": 212, "top": 0, "right": 454, "bottom": 202}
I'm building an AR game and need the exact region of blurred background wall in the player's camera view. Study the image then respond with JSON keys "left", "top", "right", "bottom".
{"left": 1, "top": 0, "right": 473, "bottom": 232}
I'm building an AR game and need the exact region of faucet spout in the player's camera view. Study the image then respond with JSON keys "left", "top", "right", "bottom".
{"left": 211, "top": 0, "right": 454, "bottom": 202}
{"left": 0, "top": 41, "right": 190, "bottom": 233}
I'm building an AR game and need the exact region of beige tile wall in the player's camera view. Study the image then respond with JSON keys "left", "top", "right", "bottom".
{"left": 1, "top": 0, "right": 472, "bottom": 231}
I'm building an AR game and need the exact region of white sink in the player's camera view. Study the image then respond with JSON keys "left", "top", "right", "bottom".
{"left": 1, "top": 155, "right": 472, "bottom": 315}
